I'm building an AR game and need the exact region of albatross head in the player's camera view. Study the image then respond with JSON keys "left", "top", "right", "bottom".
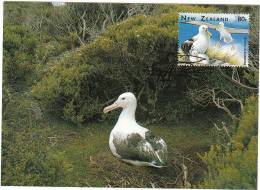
{"left": 217, "top": 22, "right": 225, "bottom": 30}
{"left": 103, "top": 92, "right": 137, "bottom": 114}
{"left": 199, "top": 25, "right": 212, "bottom": 37}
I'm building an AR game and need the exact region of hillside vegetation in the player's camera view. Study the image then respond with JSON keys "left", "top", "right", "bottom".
{"left": 31, "top": 5, "right": 217, "bottom": 124}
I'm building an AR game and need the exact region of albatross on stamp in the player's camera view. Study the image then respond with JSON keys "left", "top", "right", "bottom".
{"left": 181, "top": 25, "right": 211, "bottom": 64}
{"left": 103, "top": 92, "right": 168, "bottom": 168}
{"left": 181, "top": 25, "right": 212, "bottom": 55}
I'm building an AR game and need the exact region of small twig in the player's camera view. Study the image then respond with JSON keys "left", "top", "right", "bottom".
{"left": 168, "top": 151, "right": 200, "bottom": 165}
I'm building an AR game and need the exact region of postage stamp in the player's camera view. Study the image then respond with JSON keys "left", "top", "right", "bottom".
{"left": 178, "top": 13, "right": 249, "bottom": 67}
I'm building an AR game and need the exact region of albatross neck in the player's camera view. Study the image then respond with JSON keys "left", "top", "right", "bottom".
{"left": 118, "top": 104, "right": 137, "bottom": 122}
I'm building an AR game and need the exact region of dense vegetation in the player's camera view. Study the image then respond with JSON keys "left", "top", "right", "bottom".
{"left": 31, "top": 5, "right": 219, "bottom": 124}
{"left": 199, "top": 96, "right": 258, "bottom": 188}
{"left": 2, "top": 2, "right": 258, "bottom": 188}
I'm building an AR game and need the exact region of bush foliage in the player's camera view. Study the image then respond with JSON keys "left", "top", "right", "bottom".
{"left": 2, "top": 125, "right": 73, "bottom": 186}
{"left": 3, "top": 25, "right": 39, "bottom": 86}
{"left": 32, "top": 5, "right": 221, "bottom": 124}
{"left": 1, "top": 93, "right": 73, "bottom": 186}
{"left": 199, "top": 96, "right": 258, "bottom": 189}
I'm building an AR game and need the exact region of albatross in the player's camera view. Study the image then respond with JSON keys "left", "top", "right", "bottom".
{"left": 103, "top": 92, "right": 168, "bottom": 168}
{"left": 181, "top": 25, "right": 212, "bottom": 55}
{"left": 181, "top": 25, "right": 211, "bottom": 64}
{"left": 216, "top": 22, "right": 233, "bottom": 43}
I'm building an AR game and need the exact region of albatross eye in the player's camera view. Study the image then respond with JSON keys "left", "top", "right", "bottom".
{"left": 122, "top": 97, "right": 126, "bottom": 100}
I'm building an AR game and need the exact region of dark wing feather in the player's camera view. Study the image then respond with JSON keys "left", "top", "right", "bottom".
{"left": 181, "top": 38, "right": 194, "bottom": 54}
{"left": 145, "top": 131, "right": 168, "bottom": 164}
{"left": 113, "top": 132, "right": 167, "bottom": 166}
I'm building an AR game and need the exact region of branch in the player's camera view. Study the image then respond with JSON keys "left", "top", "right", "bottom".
{"left": 188, "top": 87, "right": 243, "bottom": 120}
{"left": 211, "top": 88, "right": 238, "bottom": 120}
{"left": 218, "top": 67, "right": 258, "bottom": 91}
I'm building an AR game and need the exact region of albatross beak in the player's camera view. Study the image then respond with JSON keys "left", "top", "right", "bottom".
{"left": 207, "top": 31, "right": 212, "bottom": 38}
{"left": 103, "top": 103, "right": 120, "bottom": 113}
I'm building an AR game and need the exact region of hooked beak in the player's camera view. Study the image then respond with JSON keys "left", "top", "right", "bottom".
{"left": 103, "top": 103, "right": 120, "bottom": 113}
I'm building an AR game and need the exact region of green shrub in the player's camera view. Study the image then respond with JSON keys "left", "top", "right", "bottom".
{"left": 233, "top": 96, "right": 258, "bottom": 149}
{"left": 199, "top": 95, "right": 257, "bottom": 189}
{"left": 2, "top": 86, "right": 12, "bottom": 117}
{"left": 2, "top": 92, "right": 72, "bottom": 186}
{"left": 1, "top": 125, "right": 73, "bottom": 186}
{"left": 35, "top": 41, "right": 68, "bottom": 64}
{"left": 3, "top": 23, "right": 71, "bottom": 87}
{"left": 3, "top": 25, "right": 39, "bottom": 86}
{"left": 32, "top": 5, "right": 218, "bottom": 124}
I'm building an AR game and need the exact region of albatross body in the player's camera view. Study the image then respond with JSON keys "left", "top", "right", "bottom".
{"left": 103, "top": 92, "right": 168, "bottom": 168}
{"left": 181, "top": 25, "right": 212, "bottom": 55}
{"left": 216, "top": 22, "right": 233, "bottom": 43}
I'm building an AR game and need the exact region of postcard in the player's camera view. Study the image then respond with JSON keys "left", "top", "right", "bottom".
{"left": 1, "top": 2, "right": 258, "bottom": 189}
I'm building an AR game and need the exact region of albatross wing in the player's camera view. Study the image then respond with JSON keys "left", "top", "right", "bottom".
{"left": 112, "top": 131, "right": 168, "bottom": 167}
{"left": 181, "top": 38, "right": 194, "bottom": 54}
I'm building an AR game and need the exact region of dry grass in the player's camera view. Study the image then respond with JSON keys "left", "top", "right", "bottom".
{"left": 91, "top": 151, "right": 181, "bottom": 188}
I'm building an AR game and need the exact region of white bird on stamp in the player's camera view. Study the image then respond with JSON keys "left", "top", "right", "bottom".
{"left": 216, "top": 22, "right": 233, "bottom": 43}
{"left": 181, "top": 25, "right": 212, "bottom": 56}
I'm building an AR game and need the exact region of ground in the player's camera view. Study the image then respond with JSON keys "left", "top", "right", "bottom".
{"left": 44, "top": 118, "right": 215, "bottom": 187}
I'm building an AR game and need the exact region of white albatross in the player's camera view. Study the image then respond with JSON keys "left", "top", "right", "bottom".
{"left": 181, "top": 25, "right": 212, "bottom": 56}
{"left": 216, "top": 22, "right": 233, "bottom": 43}
{"left": 103, "top": 92, "right": 168, "bottom": 168}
